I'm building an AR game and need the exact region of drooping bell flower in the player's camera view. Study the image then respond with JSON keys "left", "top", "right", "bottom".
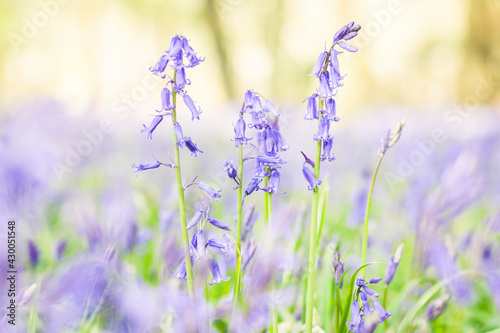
{"left": 314, "top": 117, "right": 332, "bottom": 141}
{"left": 302, "top": 165, "right": 322, "bottom": 191}
{"left": 318, "top": 71, "right": 333, "bottom": 98}
{"left": 184, "top": 137, "right": 203, "bottom": 156}
{"left": 263, "top": 170, "right": 282, "bottom": 194}
{"left": 372, "top": 299, "right": 391, "bottom": 323}
{"left": 198, "top": 181, "right": 222, "bottom": 202}
{"left": 311, "top": 51, "right": 327, "bottom": 78}
{"left": 346, "top": 301, "right": 364, "bottom": 332}
{"left": 181, "top": 37, "right": 205, "bottom": 68}
{"left": 208, "top": 258, "right": 231, "bottom": 285}
{"left": 324, "top": 98, "right": 340, "bottom": 121}
{"left": 385, "top": 243, "right": 404, "bottom": 286}
{"left": 207, "top": 234, "right": 233, "bottom": 257}
{"left": 245, "top": 178, "right": 262, "bottom": 196}
{"left": 141, "top": 116, "right": 163, "bottom": 140}
{"left": 321, "top": 137, "right": 336, "bottom": 162}
{"left": 159, "top": 87, "right": 175, "bottom": 112}
{"left": 183, "top": 94, "right": 202, "bottom": 120}
{"left": 149, "top": 54, "right": 168, "bottom": 78}
{"left": 303, "top": 93, "right": 319, "bottom": 120}
{"left": 232, "top": 118, "right": 252, "bottom": 147}
{"left": 186, "top": 209, "right": 204, "bottom": 230}
{"left": 207, "top": 217, "right": 231, "bottom": 231}
{"left": 174, "top": 123, "right": 186, "bottom": 148}
{"left": 222, "top": 160, "right": 238, "bottom": 181}
{"left": 132, "top": 160, "right": 161, "bottom": 173}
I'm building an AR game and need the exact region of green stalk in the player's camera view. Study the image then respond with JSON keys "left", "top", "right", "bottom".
{"left": 171, "top": 71, "right": 195, "bottom": 297}
{"left": 383, "top": 285, "right": 389, "bottom": 329}
{"left": 263, "top": 175, "right": 278, "bottom": 333}
{"left": 231, "top": 145, "right": 244, "bottom": 311}
{"left": 305, "top": 131, "right": 322, "bottom": 333}
{"left": 360, "top": 153, "right": 384, "bottom": 274}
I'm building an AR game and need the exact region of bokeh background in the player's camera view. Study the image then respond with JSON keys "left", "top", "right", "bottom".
{"left": 1, "top": 0, "right": 500, "bottom": 331}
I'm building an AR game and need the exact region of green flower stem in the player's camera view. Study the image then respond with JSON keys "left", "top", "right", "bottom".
{"left": 305, "top": 115, "right": 323, "bottom": 333}
{"left": 171, "top": 71, "right": 195, "bottom": 297}
{"left": 263, "top": 175, "right": 278, "bottom": 333}
{"left": 383, "top": 285, "right": 389, "bottom": 329}
{"left": 231, "top": 144, "right": 244, "bottom": 313}
{"left": 361, "top": 153, "right": 384, "bottom": 275}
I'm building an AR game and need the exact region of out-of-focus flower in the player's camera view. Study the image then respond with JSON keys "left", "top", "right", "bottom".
{"left": 186, "top": 209, "right": 203, "bottom": 230}
{"left": 372, "top": 299, "right": 391, "bottom": 322}
{"left": 303, "top": 93, "right": 319, "bottom": 120}
{"left": 378, "top": 120, "right": 405, "bottom": 156}
{"left": 28, "top": 240, "right": 39, "bottom": 267}
{"left": 208, "top": 258, "right": 231, "bottom": 285}
{"left": 207, "top": 217, "right": 231, "bottom": 231}
{"left": 311, "top": 51, "right": 328, "bottom": 78}
{"left": 321, "top": 137, "right": 336, "bottom": 162}
{"left": 425, "top": 294, "right": 449, "bottom": 321}
{"left": 207, "top": 234, "right": 234, "bottom": 257}
{"left": 198, "top": 181, "right": 222, "bottom": 202}
{"left": 347, "top": 301, "right": 364, "bottom": 332}
{"left": 385, "top": 243, "right": 404, "bottom": 285}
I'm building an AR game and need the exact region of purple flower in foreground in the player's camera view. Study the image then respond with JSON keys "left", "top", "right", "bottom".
{"left": 184, "top": 137, "right": 203, "bottom": 156}
{"left": 372, "top": 299, "right": 391, "bottom": 323}
{"left": 245, "top": 178, "right": 262, "bottom": 196}
{"left": 303, "top": 93, "right": 319, "bottom": 120}
{"left": 132, "top": 160, "right": 161, "bottom": 173}
{"left": 321, "top": 137, "right": 336, "bottom": 162}
{"left": 198, "top": 181, "right": 222, "bottom": 202}
{"left": 385, "top": 243, "right": 404, "bottom": 285}
{"left": 141, "top": 115, "right": 163, "bottom": 140}
{"left": 208, "top": 258, "right": 231, "bottom": 285}
{"left": 28, "top": 240, "right": 39, "bottom": 266}
{"left": 183, "top": 94, "right": 202, "bottom": 120}
{"left": 272, "top": 126, "right": 289, "bottom": 152}
{"left": 347, "top": 301, "right": 364, "bottom": 332}
{"left": 175, "top": 67, "right": 190, "bottom": 90}
{"left": 186, "top": 209, "right": 203, "bottom": 230}
{"left": 222, "top": 160, "right": 238, "bottom": 181}
{"left": 159, "top": 87, "right": 175, "bottom": 111}
{"left": 207, "top": 217, "right": 231, "bottom": 231}
{"left": 232, "top": 118, "right": 252, "bottom": 147}
{"left": 302, "top": 165, "right": 322, "bottom": 191}
{"left": 207, "top": 234, "right": 233, "bottom": 257}
{"left": 174, "top": 123, "right": 186, "bottom": 148}
{"left": 263, "top": 170, "right": 282, "bottom": 194}
{"left": 324, "top": 98, "right": 340, "bottom": 121}
{"left": 314, "top": 117, "right": 332, "bottom": 141}
{"left": 149, "top": 54, "right": 168, "bottom": 77}
{"left": 175, "top": 260, "right": 188, "bottom": 280}
{"left": 311, "top": 51, "right": 327, "bottom": 78}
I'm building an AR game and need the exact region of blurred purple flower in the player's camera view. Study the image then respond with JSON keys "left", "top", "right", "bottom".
{"left": 208, "top": 258, "right": 231, "bottom": 285}
{"left": 28, "top": 240, "right": 39, "bottom": 267}
{"left": 198, "top": 181, "right": 222, "bottom": 202}
{"left": 385, "top": 244, "right": 404, "bottom": 285}
{"left": 207, "top": 217, "right": 231, "bottom": 231}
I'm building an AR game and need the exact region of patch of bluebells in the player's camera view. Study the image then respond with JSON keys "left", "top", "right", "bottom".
{"left": 301, "top": 21, "right": 360, "bottom": 189}
{"left": 133, "top": 35, "right": 206, "bottom": 173}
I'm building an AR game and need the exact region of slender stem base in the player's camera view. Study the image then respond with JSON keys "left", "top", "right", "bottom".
{"left": 361, "top": 154, "right": 384, "bottom": 275}
{"left": 171, "top": 76, "right": 195, "bottom": 297}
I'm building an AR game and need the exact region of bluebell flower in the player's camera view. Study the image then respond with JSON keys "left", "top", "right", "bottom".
{"left": 425, "top": 294, "right": 449, "bottom": 321}
{"left": 311, "top": 51, "right": 327, "bottom": 78}
{"left": 369, "top": 277, "right": 382, "bottom": 284}
{"left": 208, "top": 258, "right": 231, "bottom": 285}
{"left": 333, "top": 22, "right": 353, "bottom": 44}
{"left": 232, "top": 118, "right": 252, "bottom": 147}
{"left": 191, "top": 230, "right": 206, "bottom": 259}
{"left": 272, "top": 127, "right": 289, "bottom": 152}
{"left": 174, "top": 123, "right": 186, "bottom": 148}
{"left": 175, "top": 260, "right": 188, "bottom": 280}
{"left": 28, "top": 240, "right": 39, "bottom": 266}
{"left": 222, "top": 160, "right": 238, "bottom": 181}
{"left": 159, "top": 87, "right": 175, "bottom": 111}
{"left": 243, "top": 90, "right": 254, "bottom": 110}
{"left": 263, "top": 170, "right": 282, "bottom": 194}
{"left": 132, "top": 160, "right": 161, "bottom": 173}
{"left": 314, "top": 117, "right": 332, "bottom": 141}
{"left": 198, "top": 181, "right": 222, "bottom": 201}
{"left": 385, "top": 244, "right": 404, "bottom": 285}
{"left": 184, "top": 137, "right": 203, "bottom": 156}
{"left": 378, "top": 120, "right": 405, "bottom": 156}
{"left": 207, "top": 234, "right": 233, "bottom": 257}
{"left": 303, "top": 93, "right": 319, "bottom": 120}
{"left": 141, "top": 115, "right": 163, "bottom": 140}
{"left": 331, "top": 251, "right": 345, "bottom": 288}
{"left": 167, "top": 35, "right": 184, "bottom": 69}
{"left": 149, "top": 54, "right": 168, "bottom": 78}
{"left": 346, "top": 301, "right": 364, "bottom": 332}
{"left": 181, "top": 37, "right": 205, "bottom": 68}
{"left": 330, "top": 49, "right": 345, "bottom": 88}
{"left": 337, "top": 40, "right": 358, "bottom": 52}
{"left": 207, "top": 217, "right": 231, "bottom": 231}
{"left": 264, "top": 100, "right": 280, "bottom": 117}
{"left": 318, "top": 71, "right": 334, "bottom": 98}
{"left": 302, "top": 165, "right": 322, "bottom": 191}
{"left": 186, "top": 209, "right": 203, "bottom": 230}
{"left": 254, "top": 155, "right": 284, "bottom": 177}
{"left": 324, "top": 98, "right": 340, "bottom": 121}
{"left": 258, "top": 128, "right": 276, "bottom": 157}
{"left": 183, "top": 94, "right": 202, "bottom": 120}
{"left": 249, "top": 110, "right": 268, "bottom": 130}
{"left": 356, "top": 278, "right": 380, "bottom": 297}
{"left": 321, "top": 137, "right": 336, "bottom": 162}
{"left": 245, "top": 178, "right": 262, "bottom": 196}
{"left": 175, "top": 67, "right": 190, "bottom": 90}
{"left": 372, "top": 299, "right": 391, "bottom": 323}
{"left": 252, "top": 95, "right": 264, "bottom": 113}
